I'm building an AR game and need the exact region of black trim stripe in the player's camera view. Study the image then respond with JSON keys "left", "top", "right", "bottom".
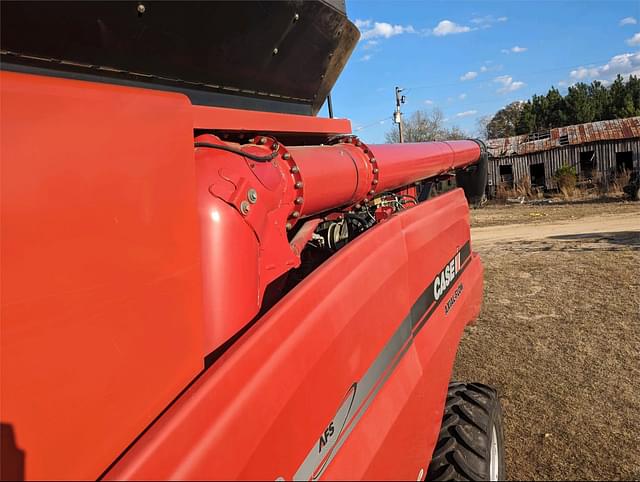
{"left": 294, "top": 241, "right": 473, "bottom": 480}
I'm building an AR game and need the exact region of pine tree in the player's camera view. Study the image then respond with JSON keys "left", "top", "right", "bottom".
{"left": 486, "top": 75, "right": 640, "bottom": 138}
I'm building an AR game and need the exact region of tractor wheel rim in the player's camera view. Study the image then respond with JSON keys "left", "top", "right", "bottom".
{"left": 489, "top": 425, "right": 499, "bottom": 481}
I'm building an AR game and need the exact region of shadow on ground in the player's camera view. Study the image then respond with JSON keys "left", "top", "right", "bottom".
{"left": 549, "top": 231, "right": 640, "bottom": 248}
{"left": 486, "top": 231, "right": 640, "bottom": 254}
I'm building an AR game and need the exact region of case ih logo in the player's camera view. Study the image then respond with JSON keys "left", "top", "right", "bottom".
{"left": 433, "top": 250, "right": 462, "bottom": 301}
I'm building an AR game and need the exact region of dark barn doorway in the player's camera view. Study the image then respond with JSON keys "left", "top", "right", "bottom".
{"left": 499, "top": 164, "right": 514, "bottom": 187}
{"left": 529, "top": 163, "right": 545, "bottom": 187}
{"left": 580, "top": 151, "right": 596, "bottom": 179}
{"left": 616, "top": 151, "right": 633, "bottom": 172}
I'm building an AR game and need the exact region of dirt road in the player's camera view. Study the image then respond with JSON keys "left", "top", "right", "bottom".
{"left": 453, "top": 207, "right": 639, "bottom": 480}
{"left": 472, "top": 212, "right": 639, "bottom": 245}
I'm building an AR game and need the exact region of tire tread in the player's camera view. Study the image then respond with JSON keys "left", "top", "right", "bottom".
{"left": 426, "top": 382, "right": 503, "bottom": 481}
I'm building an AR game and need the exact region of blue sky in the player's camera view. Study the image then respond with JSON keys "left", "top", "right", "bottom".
{"left": 321, "top": 0, "right": 640, "bottom": 143}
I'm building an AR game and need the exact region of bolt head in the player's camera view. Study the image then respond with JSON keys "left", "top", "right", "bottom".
{"left": 286, "top": 222, "right": 292, "bottom": 230}
{"left": 293, "top": 13, "right": 300, "bottom": 21}
{"left": 370, "top": 157, "right": 377, "bottom": 163}
{"left": 137, "top": 3, "right": 146, "bottom": 13}
{"left": 240, "top": 201, "right": 251, "bottom": 215}
{"left": 283, "top": 153, "right": 291, "bottom": 160}
{"left": 373, "top": 168, "right": 379, "bottom": 173}
{"left": 295, "top": 196, "right": 304, "bottom": 204}
{"left": 372, "top": 179, "right": 379, "bottom": 185}
{"left": 291, "top": 211, "right": 300, "bottom": 218}
{"left": 290, "top": 165, "right": 299, "bottom": 173}
{"left": 369, "top": 189, "right": 375, "bottom": 195}
{"left": 259, "top": 137, "right": 267, "bottom": 145}
{"left": 248, "top": 188, "right": 258, "bottom": 203}
{"left": 295, "top": 181, "right": 304, "bottom": 189}
{"left": 273, "top": 47, "right": 279, "bottom": 55}
{"left": 272, "top": 142, "right": 279, "bottom": 151}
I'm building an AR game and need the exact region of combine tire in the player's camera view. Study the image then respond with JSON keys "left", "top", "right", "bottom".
{"left": 427, "top": 382, "right": 505, "bottom": 481}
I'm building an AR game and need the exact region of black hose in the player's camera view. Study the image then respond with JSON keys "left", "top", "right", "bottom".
{"left": 194, "top": 141, "right": 279, "bottom": 162}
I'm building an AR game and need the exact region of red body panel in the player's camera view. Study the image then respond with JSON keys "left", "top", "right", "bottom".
{"left": 104, "top": 190, "right": 483, "bottom": 480}
{"left": 1, "top": 71, "right": 484, "bottom": 480}
{"left": 192, "top": 105, "right": 352, "bottom": 134}
{"left": 0, "top": 71, "right": 205, "bottom": 480}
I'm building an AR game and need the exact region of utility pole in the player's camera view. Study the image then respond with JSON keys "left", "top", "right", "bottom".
{"left": 394, "top": 86, "right": 406, "bottom": 143}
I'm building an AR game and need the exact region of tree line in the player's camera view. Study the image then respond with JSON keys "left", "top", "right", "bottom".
{"left": 384, "top": 74, "right": 640, "bottom": 143}
{"left": 484, "top": 74, "right": 640, "bottom": 139}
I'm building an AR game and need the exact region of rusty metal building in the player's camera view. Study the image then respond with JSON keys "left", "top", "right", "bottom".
{"left": 485, "top": 116, "right": 640, "bottom": 194}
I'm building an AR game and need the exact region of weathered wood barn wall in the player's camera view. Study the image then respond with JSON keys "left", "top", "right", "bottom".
{"left": 486, "top": 117, "right": 640, "bottom": 194}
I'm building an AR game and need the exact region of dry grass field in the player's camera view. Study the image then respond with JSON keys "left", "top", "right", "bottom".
{"left": 454, "top": 201, "right": 640, "bottom": 480}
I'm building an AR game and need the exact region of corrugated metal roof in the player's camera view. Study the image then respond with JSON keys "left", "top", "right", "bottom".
{"left": 487, "top": 116, "right": 640, "bottom": 157}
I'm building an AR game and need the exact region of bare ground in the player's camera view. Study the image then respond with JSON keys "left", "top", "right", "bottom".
{"left": 454, "top": 202, "right": 640, "bottom": 480}
{"left": 470, "top": 199, "right": 640, "bottom": 228}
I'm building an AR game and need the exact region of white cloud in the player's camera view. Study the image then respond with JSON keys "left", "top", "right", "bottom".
{"left": 558, "top": 80, "right": 568, "bottom": 87}
{"left": 569, "top": 51, "right": 640, "bottom": 82}
{"left": 494, "top": 75, "right": 526, "bottom": 93}
{"left": 424, "top": 99, "right": 434, "bottom": 105}
{"left": 363, "top": 40, "right": 379, "bottom": 50}
{"left": 480, "top": 65, "right": 488, "bottom": 72}
{"left": 360, "top": 54, "right": 372, "bottom": 62}
{"left": 627, "top": 32, "right": 640, "bottom": 46}
{"left": 620, "top": 17, "right": 637, "bottom": 26}
{"left": 470, "top": 15, "right": 508, "bottom": 28}
{"left": 570, "top": 66, "right": 600, "bottom": 80}
{"left": 470, "top": 15, "right": 489, "bottom": 25}
{"left": 502, "top": 46, "right": 528, "bottom": 54}
{"left": 356, "top": 20, "right": 416, "bottom": 40}
{"left": 460, "top": 71, "right": 478, "bottom": 81}
{"left": 456, "top": 110, "right": 478, "bottom": 118}
{"left": 433, "top": 20, "right": 472, "bottom": 36}
{"left": 459, "top": 93, "right": 467, "bottom": 100}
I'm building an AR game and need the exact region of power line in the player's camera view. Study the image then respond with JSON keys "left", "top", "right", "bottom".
{"left": 353, "top": 115, "right": 392, "bottom": 132}
{"left": 402, "top": 56, "right": 619, "bottom": 93}
{"left": 354, "top": 55, "right": 631, "bottom": 132}
{"left": 354, "top": 96, "right": 510, "bottom": 134}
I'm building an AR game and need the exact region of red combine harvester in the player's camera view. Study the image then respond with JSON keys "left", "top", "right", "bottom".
{"left": 0, "top": 2, "right": 504, "bottom": 480}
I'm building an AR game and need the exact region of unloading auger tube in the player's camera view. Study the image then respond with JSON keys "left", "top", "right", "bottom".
{"left": 194, "top": 134, "right": 487, "bottom": 353}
